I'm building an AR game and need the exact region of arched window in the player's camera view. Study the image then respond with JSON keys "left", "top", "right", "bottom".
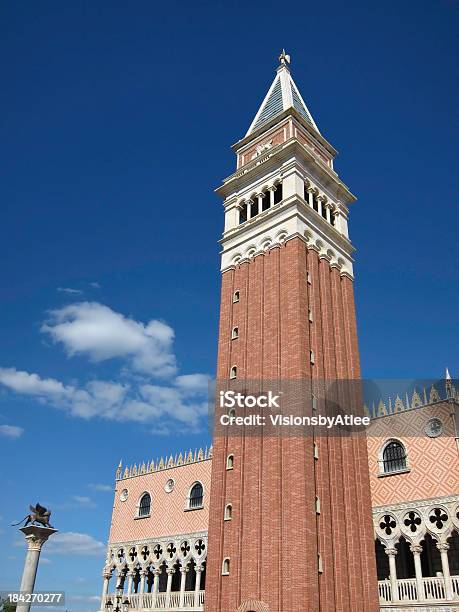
{"left": 273, "top": 183, "right": 283, "bottom": 205}
{"left": 233, "top": 291, "right": 240, "bottom": 303}
{"left": 222, "top": 558, "right": 230, "bottom": 575}
{"left": 382, "top": 440, "right": 407, "bottom": 473}
{"left": 261, "top": 191, "right": 270, "bottom": 212}
{"left": 230, "top": 365, "right": 237, "bottom": 379}
{"left": 189, "top": 482, "right": 204, "bottom": 509}
{"left": 232, "top": 327, "right": 239, "bottom": 340}
{"left": 224, "top": 503, "right": 232, "bottom": 520}
{"left": 239, "top": 203, "right": 248, "bottom": 225}
{"left": 312, "top": 193, "right": 319, "bottom": 212}
{"left": 226, "top": 454, "right": 234, "bottom": 470}
{"left": 138, "top": 493, "right": 151, "bottom": 517}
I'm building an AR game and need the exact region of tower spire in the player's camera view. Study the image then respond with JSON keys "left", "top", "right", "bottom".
{"left": 245, "top": 51, "right": 319, "bottom": 137}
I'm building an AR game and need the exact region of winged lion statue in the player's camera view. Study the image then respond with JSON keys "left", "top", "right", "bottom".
{"left": 12, "top": 503, "right": 53, "bottom": 528}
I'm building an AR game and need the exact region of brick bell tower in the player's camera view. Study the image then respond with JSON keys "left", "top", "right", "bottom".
{"left": 205, "top": 52, "right": 379, "bottom": 612}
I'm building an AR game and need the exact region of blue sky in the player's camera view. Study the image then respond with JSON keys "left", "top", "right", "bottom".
{"left": 0, "top": 1, "right": 458, "bottom": 610}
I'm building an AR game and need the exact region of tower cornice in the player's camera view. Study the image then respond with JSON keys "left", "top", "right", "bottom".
{"left": 216, "top": 138, "right": 356, "bottom": 205}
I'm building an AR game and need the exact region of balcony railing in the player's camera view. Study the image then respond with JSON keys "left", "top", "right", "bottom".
{"left": 379, "top": 575, "right": 459, "bottom": 605}
{"left": 102, "top": 591, "right": 205, "bottom": 611}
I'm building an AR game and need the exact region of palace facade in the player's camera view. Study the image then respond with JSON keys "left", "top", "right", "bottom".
{"left": 99, "top": 54, "right": 459, "bottom": 612}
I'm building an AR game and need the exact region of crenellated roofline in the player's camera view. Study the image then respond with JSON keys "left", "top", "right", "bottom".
{"left": 116, "top": 446, "right": 213, "bottom": 481}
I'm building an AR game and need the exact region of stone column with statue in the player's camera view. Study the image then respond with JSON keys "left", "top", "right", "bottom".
{"left": 12, "top": 503, "right": 57, "bottom": 612}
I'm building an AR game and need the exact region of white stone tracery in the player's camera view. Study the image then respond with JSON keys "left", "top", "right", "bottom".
{"left": 373, "top": 495, "right": 459, "bottom": 604}
{"left": 101, "top": 532, "right": 207, "bottom": 611}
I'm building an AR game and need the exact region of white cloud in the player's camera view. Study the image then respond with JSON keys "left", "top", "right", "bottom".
{"left": 0, "top": 367, "right": 209, "bottom": 430}
{"left": 89, "top": 282, "right": 100, "bottom": 289}
{"left": 41, "top": 302, "right": 176, "bottom": 376}
{"left": 69, "top": 595, "right": 101, "bottom": 604}
{"left": 57, "top": 287, "right": 83, "bottom": 295}
{"left": 40, "top": 557, "right": 51, "bottom": 564}
{"left": 0, "top": 303, "right": 211, "bottom": 431}
{"left": 0, "top": 424, "right": 24, "bottom": 439}
{"left": 72, "top": 495, "right": 96, "bottom": 508}
{"left": 0, "top": 368, "right": 67, "bottom": 397}
{"left": 175, "top": 374, "right": 210, "bottom": 394}
{"left": 45, "top": 532, "right": 105, "bottom": 556}
{"left": 88, "top": 483, "right": 112, "bottom": 492}
{"left": 140, "top": 384, "right": 208, "bottom": 428}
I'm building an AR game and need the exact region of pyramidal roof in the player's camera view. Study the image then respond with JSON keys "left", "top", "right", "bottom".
{"left": 246, "top": 51, "right": 320, "bottom": 137}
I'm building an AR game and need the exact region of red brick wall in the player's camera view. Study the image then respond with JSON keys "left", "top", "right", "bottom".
{"left": 237, "top": 123, "right": 288, "bottom": 168}
{"left": 205, "top": 238, "right": 379, "bottom": 611}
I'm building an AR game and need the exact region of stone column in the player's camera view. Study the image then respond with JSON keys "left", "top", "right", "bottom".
{"left": 194, "top": 564, "right": 203, "bottom": 607}
{"left": 101, "top": 568, "right": 112, "bottom": 609}
{"left": 17, "top": 526, "right": 58, "bottom": 612}
{"left": 165, "top": 567, "right": 174, "bottom": 607}
{"left": 385, "top": 547, "right": 399, "bottom": 602}
{"left": 179, "top": 566, "right": 188, "bottom": 607}
{"left": 139, "top": 568, "right": 148, "bottom": 594}
{"left": 257, "top": 193, "right": 263, "bottom": 212}
{"left": 126, "top": 569, "right": 135, "bottom": 594}
{"left": 269, "top": 186, "right": 276, "bottom": 208}
{"left": 410, "top": 545, "right": 424, "bottom": 601}
{"left": 325, "top": 203, "right": 331, "bottom": 223}
{"left": 437, "top": 543, "right": 453, "bottom": 600}
{"left": 152, "top": 568, "right": 160, "bottom": 604}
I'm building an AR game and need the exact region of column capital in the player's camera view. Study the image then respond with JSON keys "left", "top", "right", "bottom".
{"left": 195, "top": 564, "right": 203, "bottom": 573}
{"left": 410, "top": 545, "right": 423, "bottom": 554}
{"left": 20, "top": 526, "right": 58, "bottom": 552}
{"left": 166, "top": 567, "right": 175, "bottom": 576}
{"left": 385, "top": 547, "right": 398, "bottom": 557}
{"left": 179, "top": 566, "right": 189, "bottom": 574}
{"left": 437, "top": 542, "right": 450, "bottom": 552}
{"left": 140, "top": 568, "right": 149, "bottom": 577}
{"left": 153, "top": 567, "right": 161, "bottom": 576}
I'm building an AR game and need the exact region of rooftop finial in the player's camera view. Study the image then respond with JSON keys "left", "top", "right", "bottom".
{"left": 446, "top": 367, "right": 452, "bottom": 381}
{"left": 279, "top": 49, "right": 291, "bottom": 67}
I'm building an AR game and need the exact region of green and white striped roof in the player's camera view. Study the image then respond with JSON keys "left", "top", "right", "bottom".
{"left": 246, "top": 54, "right": 319, "bottom": 137}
